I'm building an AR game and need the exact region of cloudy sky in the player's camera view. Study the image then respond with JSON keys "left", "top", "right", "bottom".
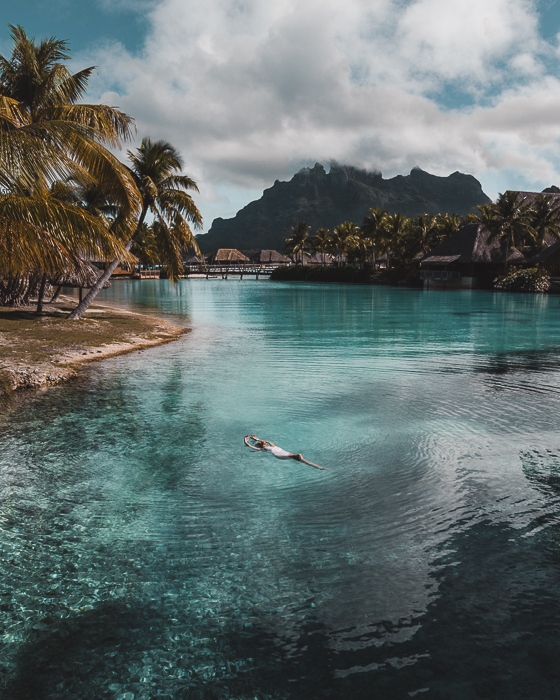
{"left": 3, "top": 0, "right": 560, "bottom": 231}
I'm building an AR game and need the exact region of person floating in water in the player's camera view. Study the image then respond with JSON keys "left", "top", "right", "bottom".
{"left": 244, "top": 435, "right": 329, "bottom": 470}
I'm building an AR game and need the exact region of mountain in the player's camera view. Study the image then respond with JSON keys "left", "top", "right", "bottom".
{"left": 198, "top": 163, "right": 492, "bottom": 253}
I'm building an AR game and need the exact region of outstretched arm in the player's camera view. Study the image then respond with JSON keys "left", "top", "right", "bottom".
{"left": 245, "top": 435, "right": 262, "bottom": 451}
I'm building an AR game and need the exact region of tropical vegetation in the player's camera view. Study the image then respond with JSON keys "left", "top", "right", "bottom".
{"left": 280, "top": 191, "right": 560, "bottom": 289}
{"left": 494, "top": 267, "right": 551, "bottom": 293}
{"left": 0, "top": 25, "right": 202, "bottom": 316}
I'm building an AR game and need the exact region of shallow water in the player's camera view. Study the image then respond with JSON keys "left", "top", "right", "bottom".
{"left": 2, "top": 281, "right": 560, "bottom": 699}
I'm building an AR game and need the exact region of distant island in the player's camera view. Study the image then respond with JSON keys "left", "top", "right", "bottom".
{"left": 198, "top": 163, "right": 491, "bottom": 253}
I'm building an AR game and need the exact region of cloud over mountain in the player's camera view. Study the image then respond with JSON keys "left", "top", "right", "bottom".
{"left": 82, "top": 0, "right": 560, "bottom": 225}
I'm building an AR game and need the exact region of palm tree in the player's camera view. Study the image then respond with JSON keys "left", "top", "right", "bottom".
{"left": 68, "top": 138, "right": 203, "bottom": 319}
{"left": 0, "top": 25, "right": 138, "bottom": 214}
{"left": 435, "top": 213, "right": 462, "bottom": 239}
{"left": 0, "top": 25, "right": 140, "bottom": 306}
{"left": 476, "top": 192, "right": 536, "bottom": 272}
{"left": 0, "top": 177, "right": 135, "bottom": 307}
{"left": 131, "top": 223, "right": 160, "bottom": 268}
{"left": 331, "top": 221, "right": 360, "bottom": 265}
{"left": 409, "top": 213, "right": 438, "bottom": 255}
{"left": 528, "top": 194, "right": 560, "bottom": 250}
{"left": 361, "top": 207, "right": 387, "bottom": 267}
{"left": 285, "top": 221, "right": 311, "bottom": 265}
{"left": 310, "top": 228, "right": 332, "bottom": 266}
{"left": 382, "top": 213, "right": 409, "bottom": 269}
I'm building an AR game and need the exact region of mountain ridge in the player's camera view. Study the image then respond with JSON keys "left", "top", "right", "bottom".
{"left": 198, "top": 163, "right": 492, "bottom": 252}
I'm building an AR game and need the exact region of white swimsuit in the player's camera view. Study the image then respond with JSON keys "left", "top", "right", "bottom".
{"left": 263, "top": 445, "right": 293, "bottom": 459}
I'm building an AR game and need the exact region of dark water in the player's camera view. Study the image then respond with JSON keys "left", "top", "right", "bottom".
{"left": 1, "top": 281, "right": 560, "bottom": 699}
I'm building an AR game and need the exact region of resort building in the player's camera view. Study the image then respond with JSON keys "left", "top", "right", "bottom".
{"left": 250, "top": 250, "right": 291, "bottom": 267}
{"left": 420, "top": 223, "right": 525, "bottom": 289}
{"left": 209, "top": 249, "right": 251, "bottom": 266}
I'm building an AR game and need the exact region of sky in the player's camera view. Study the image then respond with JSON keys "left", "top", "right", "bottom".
{"left": 3, "top": 0, "right": 560, "bottom": 233}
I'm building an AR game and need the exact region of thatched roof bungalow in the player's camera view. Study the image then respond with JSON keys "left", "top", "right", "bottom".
{"left": 210, "top": 248, "right": 250, "bottom": 265}
{"left": 420, "top": 223, "right": 525, "bottom": 288}
{"left": 296, "top": 252, "right": 335, "bottom": 266}
{"left": 50, "top": 257, "right": 111, "bottom": 302}
{"left": 251, "top": 250, "right": 291, "bottom": 266}
{"left": 185, "top": 254, "right": 207, "bottom": 265}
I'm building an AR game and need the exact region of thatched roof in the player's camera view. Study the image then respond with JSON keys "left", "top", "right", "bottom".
{"left": 186, "top": 255, "right": 207, "bottom": 264}
{"left": 251, "top": 249, "right": 290, "bottom": 264}
{"left": 422, "top": 255, "right": 461, "bottom": 264}
{"left": 527, "top": 239, "right": 560, "bottom": 265}
{"left": 421, "top": 223, "right": 525, "bottom": 266}
{"left": 212, "top": 248, "right": 250, "bottom": 263}
{"left": 508, "top": 189, "right": 560, "bottom": 208}
{"left": 301, "top": 253, "right": 335, "bottom": 264}
{"left": 50, "top": 258, "right": 111, "bottom": 288}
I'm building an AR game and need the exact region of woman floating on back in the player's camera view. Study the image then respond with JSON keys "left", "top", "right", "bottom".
{"left": 244, "top": 435, "right": 329, "bottom": 470}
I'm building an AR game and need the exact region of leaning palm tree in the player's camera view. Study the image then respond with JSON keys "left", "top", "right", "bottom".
{"left": 68, "top": 138, "right": 203, "bottom": 320}
{"left": 0, "top": 26, "right": 137, "bottom": 200}
{"left": 476, "top": 192, "right": 536, "bottom": 273}
{"left": 0, "top": 26, "right": 140, "bottom": 305}
{"left": 285, "top": 221, "right": 312, "bottom": 265}
{"left": 0, "top": 177, "right": 135, "bottom": 307}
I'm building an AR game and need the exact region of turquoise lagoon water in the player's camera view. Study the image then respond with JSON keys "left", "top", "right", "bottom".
{"left": 2, "top": 281, "right": 560, "bottom": 698}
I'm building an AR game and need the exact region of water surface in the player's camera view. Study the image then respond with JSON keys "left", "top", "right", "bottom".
{"left": 1, "top": 281, "right": 560, "bottom": 699}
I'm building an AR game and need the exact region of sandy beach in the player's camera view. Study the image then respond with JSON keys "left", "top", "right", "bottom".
{"left": 0, "top": 298, "right": 188, "bottom": 397}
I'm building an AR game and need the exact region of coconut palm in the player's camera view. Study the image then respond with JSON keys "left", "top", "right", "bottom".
{"left": 409, "top": 213, "right": 438, "bottom": 255}
{"left": 528, "top": 194, "right": 560, "bottom": 249}
{"left": 331, "top": 221, "right": 360, "bottom": 265}
{"left": 0, "top": 26, "right": 136, "bottom": 201}
{"left": 310, "top": 227, "right": 332, "bottom": 266}
{"left": 68, "top": 138, "right": 203, "bottom": 320}
{"left": 131, "top": 223, "right": 161, "bottom": 268}
{"left": 285, "top": 221, "right": 312, "bottom": 265}
{"left": 361, "top": 207, "right": 387, "bottom": 267}
{"left": 0, "top": 25, "right": 140, "bottom": 306}
{"left": 476, "top": 192, "right": 536, "bottom": 272}
{"left": 0, "top": 177, "right": 135, "bottom": 307}
{"left": 435, "top": 213, "right": 462, "bottom": 239}
{"left": 382, "top": 213, "right": 409, "bottom": 268}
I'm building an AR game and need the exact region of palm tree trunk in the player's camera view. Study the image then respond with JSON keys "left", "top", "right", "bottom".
{"left": 36, "top": 273, "right": 47, "bottom": 313}
{"left": 50, "top": 285, "right": 62, "bottom": 302}
{"left": 67, "top": 209, "right": 147, "bottom": 320}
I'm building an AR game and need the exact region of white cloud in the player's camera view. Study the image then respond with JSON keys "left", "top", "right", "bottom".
{"left": 84, "top": 0, "right": 560, "bottom": 225}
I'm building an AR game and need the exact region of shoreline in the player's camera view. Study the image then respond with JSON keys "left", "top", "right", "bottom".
{"left": 0, "top": 298, "right": 188, "bottom": 398}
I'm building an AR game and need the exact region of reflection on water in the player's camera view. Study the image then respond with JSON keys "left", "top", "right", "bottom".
{"left": 1, "top": 282, "right": 560, "bottom": 698}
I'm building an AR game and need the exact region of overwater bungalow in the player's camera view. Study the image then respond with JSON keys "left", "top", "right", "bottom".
{"left": 300, "top": 252, "right": 335, "bottom": 266}
{"left": 250, "top": 250, "right": 291, "bottom": 267}
{"left": 210, "top": 249, "right": 251, "bottom": 266}
{"left": 420, "top": 223, "right": 525, "bottom": 289}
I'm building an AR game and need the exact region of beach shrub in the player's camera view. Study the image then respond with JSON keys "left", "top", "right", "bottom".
{"left": 494, "top": 267, "right": 550, "bottom": 292}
